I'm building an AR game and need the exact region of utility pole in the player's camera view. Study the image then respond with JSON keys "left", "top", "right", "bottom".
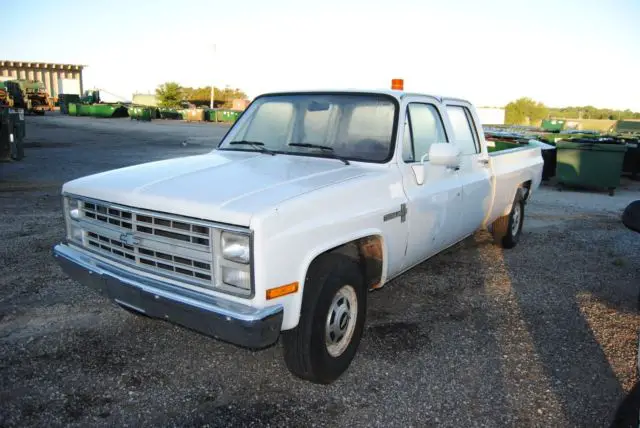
{"left": 210, "top": 44, "right": 217, "bottom": 109}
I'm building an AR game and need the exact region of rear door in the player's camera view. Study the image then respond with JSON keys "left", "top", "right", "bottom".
{"left": 397, "top": 97, "right": 463, "bottom": 270}
{"left": 443, "top": 102, "right": 493, "bottom": 238}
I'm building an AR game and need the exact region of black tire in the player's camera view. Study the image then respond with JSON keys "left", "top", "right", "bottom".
{"left": 491, "top": 191, "right": 524, "bottom": 249}
{"left": 282, "top": 253, "right": 366, "bottom": 384}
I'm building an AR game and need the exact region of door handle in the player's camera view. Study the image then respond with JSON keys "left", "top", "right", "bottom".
{"left": 478, "top": 158, "right": 489, "bottom": 166}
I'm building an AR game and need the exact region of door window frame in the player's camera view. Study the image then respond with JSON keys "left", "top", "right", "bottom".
{"left": 402, "top": 102, "right": 449, "bottom": 164}
{"left": 445, "top": 104, "right": 482, "bottom": 155}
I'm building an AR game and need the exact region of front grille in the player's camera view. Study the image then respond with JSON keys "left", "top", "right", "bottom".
{"left": 87, "top": 232, "right": 136, "bottom": 260}
{"left": 78, "top": 199, "right": 214, "bottom": 287}
{"left": 87, "top": 232, "right": 212, "bottom": 282}
{"left": 83, "top": 202, "right": 210, "bottom": 247}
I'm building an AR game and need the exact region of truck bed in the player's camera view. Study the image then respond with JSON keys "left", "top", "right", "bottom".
{"left": 485, "top": 142, "right": 544, "bottom": 226}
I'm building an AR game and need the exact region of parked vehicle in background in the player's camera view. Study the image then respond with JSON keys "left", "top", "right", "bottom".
{"left": 53, "top": 85, "right": 543, "bottom": 384}
{"left": 0, "top": 79, "right": 51, "bottom": 115}
{"left": 14, "top": 79, "right": 52, "bottom": 114}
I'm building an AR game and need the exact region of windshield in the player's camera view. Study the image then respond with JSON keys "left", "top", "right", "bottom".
{"left": 218, "top": 93, "right": 398, "bottom": 163}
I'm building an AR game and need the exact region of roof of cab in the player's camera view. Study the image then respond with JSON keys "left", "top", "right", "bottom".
{"left": 256, "top": 88, "right": 472, "bottom": 105}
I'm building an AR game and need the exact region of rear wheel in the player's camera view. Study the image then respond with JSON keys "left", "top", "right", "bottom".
{"left": 282, "top": 253, "right": 366, "bottom": 384}
{"left": 491, "top": 192, "right": 524, "bottom": 249}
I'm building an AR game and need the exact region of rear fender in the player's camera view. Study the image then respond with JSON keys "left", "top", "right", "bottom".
{"left": 501, "top": 183, "right": 530, "bottom": 216}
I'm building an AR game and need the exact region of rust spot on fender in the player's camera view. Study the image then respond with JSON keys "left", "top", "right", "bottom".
{"left": 359, "top": 237, "right": 383, "bottom": 290}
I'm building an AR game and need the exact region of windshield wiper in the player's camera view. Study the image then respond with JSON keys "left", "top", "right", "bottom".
{"left": 288, "top": 143, "right": 350, "bottom": 165}
{"left": 228, "top": 140, "right": 276, "bottom": 155}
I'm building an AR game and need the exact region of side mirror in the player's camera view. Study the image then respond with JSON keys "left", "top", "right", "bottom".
{"left": 410, "top": 143, "right": 461, "bottom": 186}
{"left": 429, "top": 143, "right": 461, "bottom": 169}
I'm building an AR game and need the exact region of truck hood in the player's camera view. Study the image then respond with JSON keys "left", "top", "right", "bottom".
{"left": 62, "top": 150, "right": 372, "bottom": 226}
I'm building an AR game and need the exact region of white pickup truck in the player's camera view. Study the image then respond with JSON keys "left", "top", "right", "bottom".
{"left": 54, "top": 88, "right": 543, "bottom": 384}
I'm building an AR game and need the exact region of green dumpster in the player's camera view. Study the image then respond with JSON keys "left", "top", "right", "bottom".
{"left": 216, "top": 109, "right": 240, "bottom": 123}
{"left": 229, "top": 110, "right": 241, "bottom": 123}
{"left": 77, "top": 104, "right": 92, "bottom": 116}
{"left": 128, "top": 106, "right": 139, "bottom": 119}
{"left": 622, "top": 139, "right": 640, "bottom": 179}
{"left": 68, "top": 103, "right": 78, "bottom": 116}
{"left": 130, "top": 106, "right": 154, "bottom": 121}
{"left": 215, "top": 109, "right": 227, "bottom": 122}
{"left": 158, "top": 107, "right": 180, "bottom": 120}
{"left": 542, "top": 119, "right": 566, "bottom": 133}
{"left": 90, "top": 104, "right": 113, "bottom": 118}
{"left": 89, "top": 103, "right": 128, "bottom": 118}
{"left": 204, "top": 109, "right": 216, "bottom": 122}
{"left": 556, "top": 140, "right": 627, "bottom": 195}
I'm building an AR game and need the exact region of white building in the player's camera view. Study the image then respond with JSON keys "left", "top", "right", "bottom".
{"left": 0, "top": 60, "right": 85, "bottom": 98}
{"left": 476, "top": 107, "right": 506, "bottom": 125}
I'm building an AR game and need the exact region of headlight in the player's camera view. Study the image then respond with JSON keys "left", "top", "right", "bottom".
{"left": 222, "top": 266, "right": 251, "bottom": 290}
{"left": 66, "top": 197, "right": 81, "bottom": 220}
{"left": 63, "top": 196, "right": 83, "bottom": 243}
{"left": 221, "top": 232, "right": 250, "bottom": 264}
{"left": 68, "top": 222, "right": 83, "bottom": 241}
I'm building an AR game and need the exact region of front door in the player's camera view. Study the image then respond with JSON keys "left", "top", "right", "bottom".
{"left": 444, "top": 103, "right": 492, "bottom": 237}
{"left": 398, "top": 100, "right": 463, "bottom": 271}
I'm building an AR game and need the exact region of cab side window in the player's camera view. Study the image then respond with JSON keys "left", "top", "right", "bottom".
{"left": 402, "top": 103, "right": 448, "bottom": 163}
{"left": 446, "top": 105, "right": 480, "bottom": 155}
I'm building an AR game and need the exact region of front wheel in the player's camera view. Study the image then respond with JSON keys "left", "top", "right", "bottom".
{"left": 491, "top": 192, "right": 524, "bottom": 249}
{"left": 282, "top": 253, "right": 366, "bottom": 384}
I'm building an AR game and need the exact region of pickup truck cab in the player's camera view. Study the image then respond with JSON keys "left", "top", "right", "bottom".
{"left": 54, "top": 88, "right": 543, "bottom": 384}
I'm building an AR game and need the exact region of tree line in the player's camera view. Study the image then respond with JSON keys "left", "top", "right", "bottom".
{"left": 504, "top": 97, "right": 640, "bottom": 125}
{"left": 155, "top": 82, "right": 247, "bottom": 108}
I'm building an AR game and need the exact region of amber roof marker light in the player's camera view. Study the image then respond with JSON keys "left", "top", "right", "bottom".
{"left": 391, "top": 78, "right": 404, "bottom": 90}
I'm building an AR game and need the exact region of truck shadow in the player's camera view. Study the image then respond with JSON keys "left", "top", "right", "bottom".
{"left": 362, "top": 212, "right": 639, "bottom": 426}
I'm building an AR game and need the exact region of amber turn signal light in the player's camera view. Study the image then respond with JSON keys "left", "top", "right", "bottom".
{"left": 266, "top": 282, "right": 299, "bottom": 300}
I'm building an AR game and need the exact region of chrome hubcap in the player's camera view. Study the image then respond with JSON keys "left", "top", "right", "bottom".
{"left": 325, "top": 285, "right": 358, "bottom": 357}
{"left": 511, "top": 203, "right": 521, "bottom": 235}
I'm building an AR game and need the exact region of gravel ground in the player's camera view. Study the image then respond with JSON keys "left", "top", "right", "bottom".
{"left": 1, "top": 114, "right": 640, "bottom": 427}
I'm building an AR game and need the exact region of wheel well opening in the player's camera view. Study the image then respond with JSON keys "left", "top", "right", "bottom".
{"left": 328, "top": 236, "right": 384, "bottom": 290}
{"left": 520, "top": 180, "right": 532, "bottom": 201}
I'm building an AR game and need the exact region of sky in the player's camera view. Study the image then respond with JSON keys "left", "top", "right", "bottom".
{"left": 5, "top": 0, "right": 640, "bottom": 110}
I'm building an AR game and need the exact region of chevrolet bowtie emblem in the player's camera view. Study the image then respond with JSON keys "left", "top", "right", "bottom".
{"left": 119, "top": 232, "right": 140, "bottom": 246}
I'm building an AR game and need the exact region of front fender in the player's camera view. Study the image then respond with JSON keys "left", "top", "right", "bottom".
{"left": 279, "top": 228, "right": 388, "bottom": 331}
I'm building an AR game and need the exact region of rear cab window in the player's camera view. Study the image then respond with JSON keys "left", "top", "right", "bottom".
{"left": 445, "top": 105, "right": 481, "bottom": 155}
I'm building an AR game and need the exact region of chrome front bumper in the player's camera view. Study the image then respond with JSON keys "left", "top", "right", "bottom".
{"left": 53, "top": 243, "right": 283, "bottom": 349}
